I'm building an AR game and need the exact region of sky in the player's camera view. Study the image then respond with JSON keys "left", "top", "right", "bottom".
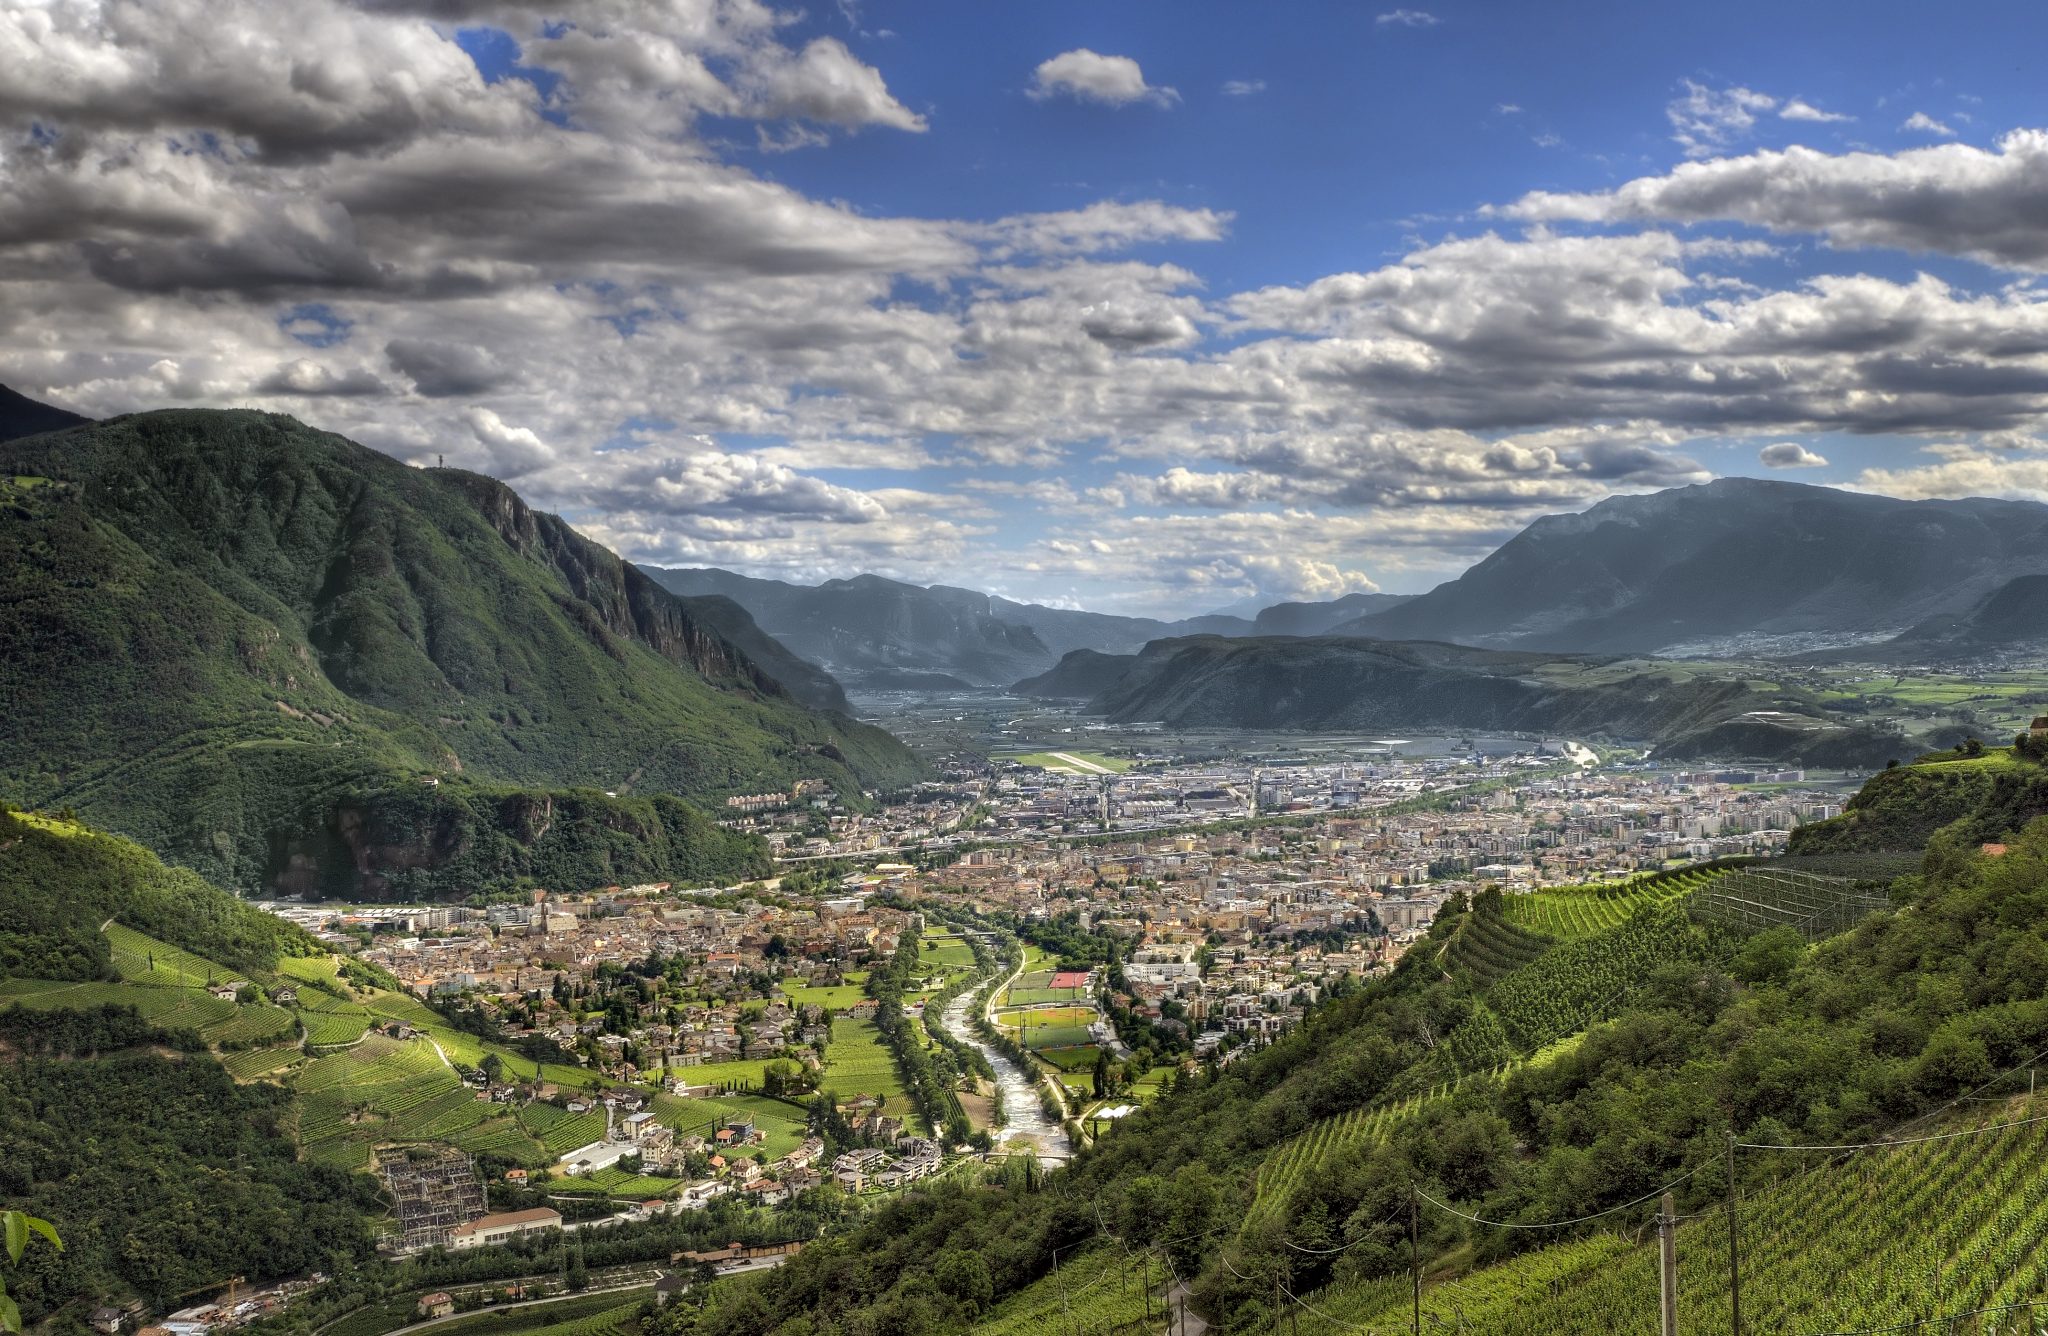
{"left": 9, "top": 2, "right": 2048, "bottom": 616}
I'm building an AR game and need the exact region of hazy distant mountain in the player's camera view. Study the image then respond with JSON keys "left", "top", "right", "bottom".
{"left": 1336, "top": 478, "right": 2048, "bottom": 656}
{"left": 663, "top": 593, "right": 853, "bottom": 712}
{"left": 1251, "top": 591, "right": 1412, "bottom": 636}
{"left": 644, "top": 565, "right": 1412, "bottom": 684}
{"left": 1012, "top": 648, "right": 1141, "bottom": 699}
{"left": 1836, "top": 574, "right": 2048, "bottom": 661}
{"left": 983, "top": 597, "right": 1252, "bottom": 659}
{"left": 1083, "top": 634, "right": 1898, "bottom": 766}
{"left": 641, "top": 567, "right": 1055, "bottom": 686}
{"left": 0, "top": 384, "right": 89, "bottom": 442}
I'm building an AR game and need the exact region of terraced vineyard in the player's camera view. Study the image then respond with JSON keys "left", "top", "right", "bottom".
{"left": 549, "top": 1166, "right": 685, "bottom": 1198}
{"left": 292, "top": 1033, "right": 467, "bottom": 1167}
{"left": 105, "top": 922, "right": 245, "bottom": 988}
{"left": 1501, "top": 865, "right": 1730, "bottom": 939}
{"left": 1438, "top": 896, "right": 1551, "bottom": 987}
{"left": 1486, "top": 902, "right": 1723, "bottom": 1052}
{"left": 972, "top": 1243, "right": 1168, "bottom": 1336}
{"left": 1257, "top": 1236, "right": 1635, "bottom": 1335}
{"left": 0, "top": 977, "right": 246, "bottom": 1035}
{"left": 1246, "top": 1088, "right": 1454, "bottom": 1229}
{"left": 1342, "top": 1095, "right": 2048, "bottom": 1335}
{"left": 520, "top": 1105, "right": 609, "bottom": 1157}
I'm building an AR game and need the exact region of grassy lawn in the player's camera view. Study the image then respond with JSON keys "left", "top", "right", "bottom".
{"left": 779, "top": 980, "right": 869, "bottom": 1011}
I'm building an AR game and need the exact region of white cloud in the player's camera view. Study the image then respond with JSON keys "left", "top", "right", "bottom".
{"left": 1667, "top": 80, "right": 1778, "bottom": 157}
{"left": 1902, "top": 111, "right": 1956, "bottom": 137}
{"left": 1758, "top": 442, "right": 1829, "bottom": 468}
{"left": 19, "top": 1, "right": 2048, "bottom": 611}
{"left": 1028, "top": 50, "right": 1177, "bottom": 108}
{"left": 1853, "top": 451, "right": 2048, "bottom": 501}
{"left": 1221, "top": 79, "right": 1266, "bottom": 97}
{"left": 1780, "top": 99, "right": 1851, "bottom": 124}
{"left": 1375, "top": 10, "right": 1440, "bottom": 27}
{"left": 465, "top": 405, "right": 554, "bottom": 476}
{"left": 742, "top": 37, "right": 926, "bottom": 132}
{"left": 1503, "top": 131, "right": 2048, "bottom": 270}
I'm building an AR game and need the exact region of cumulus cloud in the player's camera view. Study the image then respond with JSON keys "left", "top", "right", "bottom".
{"left": 1503, "top": 131, "right": 2048, "bottom": 271}
{"left": 1759, "top": 442, "right": 1829, "bottom": 468}
{"left": 465, "top": 404, "right": 554, "bottom": 475}
{"left": 1902, "top": 111, "right": 1957, "bottom": 137}
{"left": 16, "top": 1, "right": 2048, "bottom": 612}
{"left": 1028, "top": 49, "right": 1178, "bottom": 108}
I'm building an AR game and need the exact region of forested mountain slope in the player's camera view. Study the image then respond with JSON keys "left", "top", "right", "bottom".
{"left": 0, "top": 410, "right": 919, "bottom": 897}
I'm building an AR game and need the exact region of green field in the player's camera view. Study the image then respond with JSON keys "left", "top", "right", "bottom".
{"left": 918, "top": 934, "right": 977, "bottom": 969}
{"left": 778, "top": 980, "right": 869, "bottom": 1011}
{"left": 651, "top": 1090, "right": 809, "bottom": 1160}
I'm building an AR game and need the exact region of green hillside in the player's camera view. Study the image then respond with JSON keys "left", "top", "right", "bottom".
{"left": 690, "top": 790, "right": 2048, "bottom": 1336}
{"left": 0, "top": 410, "right": 921, "bottom": 897}
{"left": 1790, "top": 742, "right": 2048, "bottom": 854}
{"left": 0, "top": 804, "right": 317, "bottom": 979}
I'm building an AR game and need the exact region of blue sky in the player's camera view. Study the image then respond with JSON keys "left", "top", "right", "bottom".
{"left": 11, "top": 0, "right": 2048, "bottom": 613}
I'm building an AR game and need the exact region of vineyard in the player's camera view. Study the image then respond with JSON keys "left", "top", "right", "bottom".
{"left": 1500, "top": 865, "right": 1730, "bottom": 939}
{"left": 821, "top": 1019, "right": 911, "bottom": 1106}
{"left": 549, "top": 1165, "right": 684, "bottom": 1198}
{"left": 1437, "top": 898, "right": 1551, "bottom": 987}
{"left": 1346, "top": 1095, "right": 2048, "bottom": 1335}
{"left": 972, "top": 1243, "right": 1168, "bottom": 1336}
{"left": 520, "top": 1104, "right": 610, "bottom": 1157}
{"left": 1484, "top": 902, "right": 1723, "bottom": 1052}
{"left": 1687, "top": 865, "right": 1893, "bottom": 943}
{"left": 105, "top": 923, "right": 244, "bottom": 988}
{"left": 292, "top": 1034, "right": 469, "bottom": 1167}
{"left": 1256, "top": 1235, "right": 1635, "bottom": 1336}
{"left": 1246, "top": 1087, "right": 1455, "bottom": 1229}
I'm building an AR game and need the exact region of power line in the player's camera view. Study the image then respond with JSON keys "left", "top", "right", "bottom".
{"left": 1737, "top": 1108, "right": 2048, "bottom": 1152}
{"left": 1413, "top": 1167, "right": 1701, "bottom": 1230}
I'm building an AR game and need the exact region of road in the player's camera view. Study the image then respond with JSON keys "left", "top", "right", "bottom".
{"left": 1165, "top": 1277, "right": 1208, "bottom": 1336}
{"left": 361, "top": 1255, "right": 797, "bottom": 1336}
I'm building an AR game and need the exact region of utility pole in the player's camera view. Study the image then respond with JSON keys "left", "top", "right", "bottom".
{"left": 1725, "top": 1132, "right": 1742, "bottom": 1336}
{"left": 1658, "top": 1191, "right": 1677, "bottom": 1336}
{"left": 1410, "top": 1190, "right": 1422, "bottom": 1336}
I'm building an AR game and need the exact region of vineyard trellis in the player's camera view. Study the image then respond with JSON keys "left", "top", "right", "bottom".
{"left": 1687, "top": 867, "right": 1892, "bottom": 943}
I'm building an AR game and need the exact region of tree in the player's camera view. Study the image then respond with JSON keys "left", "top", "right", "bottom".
{"left": 1, "top": 1212, "right": 61, "bottom": 1334}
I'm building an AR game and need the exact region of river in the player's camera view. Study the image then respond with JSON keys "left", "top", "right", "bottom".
{"left": 942, "top": 978, "right": 1066, "bottom": 1166}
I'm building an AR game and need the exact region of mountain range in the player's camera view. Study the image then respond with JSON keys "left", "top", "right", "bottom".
{"left": 0, "top": 407, "right": 921, "bottom": 899}
{"left": 1338, "top": 477, "right": 2048, "bottom": 656}
{"left": 1018, "top": 633, "right": 1901, "bottom": 766}
{"left": 641, "top": 567, "right": 1410, "bottom": 687}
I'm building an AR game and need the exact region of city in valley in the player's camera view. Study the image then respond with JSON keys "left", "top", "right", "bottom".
{"left": 143, "top": 726, "right": 1843, "bottom": 1329}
